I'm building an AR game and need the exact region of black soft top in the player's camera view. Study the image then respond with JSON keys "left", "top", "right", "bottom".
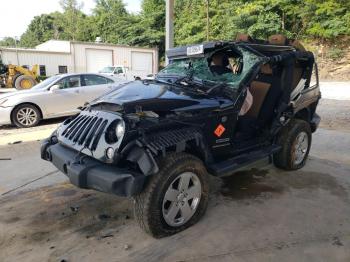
{"left": 166, "top": 41, "right": 295, "bottom": 60}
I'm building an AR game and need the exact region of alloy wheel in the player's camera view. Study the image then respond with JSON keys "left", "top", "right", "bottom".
{"left": 16, "top": 107, "right": 38, "bottom": 127}
{"left": 162, "top": 172, "right": 202, "bottom": 227}
{"left": 293, "top": 131, "right": 309, "bottom": 165}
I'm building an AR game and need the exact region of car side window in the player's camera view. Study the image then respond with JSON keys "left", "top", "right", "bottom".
{"left": 82, "top": 75, "right": 113, "bottom": 86}
{"left": 57, "top": 76, "right": 81, "bottom": 89}
{"left": 115, "top": 67, "right": 123, "bottom": 74}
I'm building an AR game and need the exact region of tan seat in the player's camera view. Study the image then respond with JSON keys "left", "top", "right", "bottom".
{"left": 246, "top": 81, "right": 271, "bottom": 118}
{"left": 236, "top": 33, "right": 252, "bottom": 42}
{"left": 268, "top": 34, "right": 288, "bottom": 45}
{"left": 245, "top": 63, "right": 274, "bottom": 118}
{"left": 289, "top": 39, "right": 306, "bottom": 51}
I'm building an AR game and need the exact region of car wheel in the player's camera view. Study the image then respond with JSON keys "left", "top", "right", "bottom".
{"left": 273, "top": 119, "right": 312, "bottom": 170}
{"left": 134, "top": 153, "right": 209, "bottom": 238}
{"left": 12, "top": 104, "right": 41, "bottom": 128}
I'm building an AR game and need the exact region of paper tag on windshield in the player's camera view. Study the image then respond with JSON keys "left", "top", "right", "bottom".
{"left": 187, "top": 45, "right": 204, "bottom": 56}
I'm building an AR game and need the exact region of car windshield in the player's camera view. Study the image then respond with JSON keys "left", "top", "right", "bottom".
{"left": 157, "top": 46, "right": 261, "bottom": 90}
{"left": 32, "top": 75, "right": 62, "bottom": 90}
{"left": 99, "top": 67, "right": 115, "bottom": 73}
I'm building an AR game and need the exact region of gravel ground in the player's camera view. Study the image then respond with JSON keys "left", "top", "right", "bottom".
{"left": 0, "top": 117, "right": 65, "bottom": 136}
{"left": 318, "top": 99, "right": 350, "bottom": 132}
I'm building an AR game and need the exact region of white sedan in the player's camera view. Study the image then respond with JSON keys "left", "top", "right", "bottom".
{"left": 0, "top": 73, "right": 126, "bottom": 128}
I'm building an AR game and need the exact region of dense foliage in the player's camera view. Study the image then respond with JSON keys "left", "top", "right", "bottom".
{"left": 1, "top": 0, "right": 349, "bottom": 59}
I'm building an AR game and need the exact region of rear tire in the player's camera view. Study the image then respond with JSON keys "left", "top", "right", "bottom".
{"left": 273, "top": 119, "right": 312, "bottom": 170}
{"left": 12, "top": 104, "right": 41, "bottom": 128}
{"left": 12, "top": 73, "right": 22, "bottom": 87}
{"left": 15, "top": 75, "right": 36, "bottom": 90}
{"left": 134, "top": 153, "right": 209, "bottom": 238}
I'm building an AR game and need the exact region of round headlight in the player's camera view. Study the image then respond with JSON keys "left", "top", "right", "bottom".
{"left": 115, "top": 121, "right": 125, "bottom": 139}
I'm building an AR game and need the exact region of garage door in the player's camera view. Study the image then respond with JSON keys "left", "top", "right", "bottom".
{"left": 131, "top": 52, "right": 153, "bottom": 76}
{"left": 86, "top": 49, "right": 113, "bottom": 73}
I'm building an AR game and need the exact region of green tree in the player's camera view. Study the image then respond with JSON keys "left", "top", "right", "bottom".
{"left": 20, "top": 14, "right": 56, "bottom": 47}
{"left": 92, "top": 0, "right": 131, "bottom": 44}
{"left": 58, "top": 0, "right": 91, "bottom": 41}
{"left": 0, "top": 37, "right": 17, "bottom": 47}
{"left": 301, "top": 0, "right": 350, "bottom": 40}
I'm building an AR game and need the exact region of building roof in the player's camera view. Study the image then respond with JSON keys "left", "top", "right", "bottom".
{"left": 1, "top": 39, "right": 158, "bottom": 55}
{"left": 0, "top": 46, "right": 70, "bottom": 55}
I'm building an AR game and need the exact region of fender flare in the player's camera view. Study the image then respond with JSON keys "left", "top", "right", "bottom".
{"left": 125, "top": 143, "right": 159, "bottom": 176}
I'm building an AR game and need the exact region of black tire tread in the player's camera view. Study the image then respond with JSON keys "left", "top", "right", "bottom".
{"left": 134, "top": 153, "right": 209, "bottom": 238}
{"left": 274, "top": 119, "right": 311, "bottom": 170}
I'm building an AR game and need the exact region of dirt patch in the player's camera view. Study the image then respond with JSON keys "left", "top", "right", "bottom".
{"left": 0, "top": 183, "right": 133, "bottom": 258}
{"left": 220, "top": 169, "right": 284, "bottom": 200}
{"left": 219, "top": 167, "right": 348, "bottom": 201}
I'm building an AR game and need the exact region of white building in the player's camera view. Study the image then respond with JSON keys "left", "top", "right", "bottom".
{"left": 0, "top": 40, "right": 159, "bottom": 78}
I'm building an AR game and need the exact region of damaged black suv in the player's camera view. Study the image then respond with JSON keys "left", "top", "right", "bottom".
{"left": 41, "top": 35, "right": 321, "bottom": 238}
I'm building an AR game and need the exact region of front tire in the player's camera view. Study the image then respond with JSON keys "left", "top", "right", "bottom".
{"left": 12, "top": 104, "right": 41, "bottom": 128}
{"left": 274, "top": 119, "right": 312, "bottom": 170}
{"left": 134, "top": 153, "right": 209, "bottom": 238}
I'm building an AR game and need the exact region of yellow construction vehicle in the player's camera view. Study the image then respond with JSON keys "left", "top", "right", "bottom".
{"left": 0, "top": 62, "right": 39, "bottom": 90}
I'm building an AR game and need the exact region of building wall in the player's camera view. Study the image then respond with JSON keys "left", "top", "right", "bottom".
{"left": 0, "top": 49, "right": 72, "bottom": 76}
{"left": 71, "top": 42, "right": 159, "bottom": 75}
{"left": 0, "top": 41, "right": 159, "bottom": 77}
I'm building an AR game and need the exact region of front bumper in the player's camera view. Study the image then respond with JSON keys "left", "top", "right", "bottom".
{"left": 41, "top": 140, "right": 145, "bottom": 197}
{"left": 0, "top": 106, "right": 13, "bottom": 126}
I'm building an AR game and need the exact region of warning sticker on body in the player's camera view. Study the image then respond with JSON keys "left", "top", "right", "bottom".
{"left": 214, "top": 124, "right": 226, "bottom": 137}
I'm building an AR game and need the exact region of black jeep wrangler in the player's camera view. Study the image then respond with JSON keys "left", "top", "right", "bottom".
{"left": 41, "top": 35, "right": 321, "bottom": 238}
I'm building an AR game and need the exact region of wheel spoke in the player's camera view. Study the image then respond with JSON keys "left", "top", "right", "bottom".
{"left": 186, "top": 185, "right": 201, "bottom": 200}
{"left": 164, "top": 188, "right": 179, "bottom": 202}
{"left": 165, "top": 203, "right": 180, "bottom": 222}
{"left": 180, "top": 202, "right": 193, "bottom": 219}
{"left": 178, "top": 173, "right": 191, "bottom": 191}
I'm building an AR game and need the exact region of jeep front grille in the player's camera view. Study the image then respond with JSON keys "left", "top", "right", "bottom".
{"left": 61, "top": 114, "right": 108, "bottom": 151}
{"left": 57, "top": 110, "right": 123, "bottom": 162}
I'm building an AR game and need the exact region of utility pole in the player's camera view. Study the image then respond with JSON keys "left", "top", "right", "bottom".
{"left": 14, "top": 36, "right": 19, "bottom": 65}
{"left": 206, "top": 0, "right": 209, "bottom": 41}
{"left": 165, "top": 0, "right": 174, "bottom": 65}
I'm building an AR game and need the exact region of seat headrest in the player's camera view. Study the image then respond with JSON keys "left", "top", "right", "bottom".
{"left": 289, "top": 39, "right": 306, "bottom": 51}
{"left": 236, "top": 33, "right": 252, "bottom": 42}
{"left": 268, "top": 34, "right": 287, "bottom": 45}
{"left": 261, "top": 64, "right": 273, "bottom": 75}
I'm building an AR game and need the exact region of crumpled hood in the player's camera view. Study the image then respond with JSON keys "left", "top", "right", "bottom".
{"left": 90, "top": 80, "right": 232, "bottom": 113}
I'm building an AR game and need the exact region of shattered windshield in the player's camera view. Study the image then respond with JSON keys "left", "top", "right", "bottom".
{"left": 158, "top": 46, "right": 261, "bottom": 90}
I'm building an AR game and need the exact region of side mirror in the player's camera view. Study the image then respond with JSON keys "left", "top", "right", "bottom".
{"left": 50, "top": 84, "right": 60, "bottom": 92}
